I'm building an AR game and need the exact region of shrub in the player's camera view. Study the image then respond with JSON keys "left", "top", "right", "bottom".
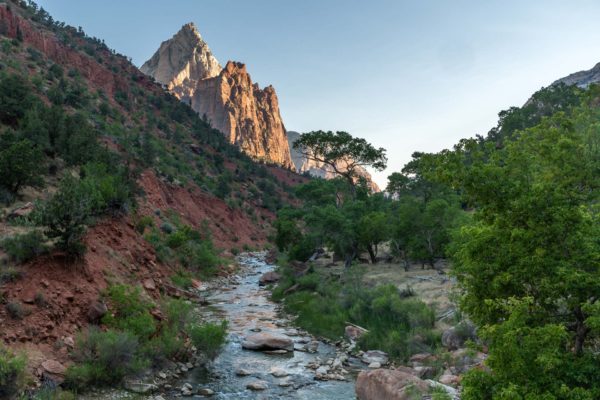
{"left": 0, "top": 138, "right": 45, "bottom": 196}
{"left": 188, "top": 321, "right": 228, "bottom": 359}
{"left": 35, "top": 175, "right": 92, "bottom": 256}
{"left": 0, "top": 73, "right": 33, "bottom": 126}
{"left": 0, "top": 345, "right": 26, "bottom": 398}
{"left": 1, "top": 230, "right": 47, "bottom": 263}
{"left": 135, "top": 215, "right": 154, "bottom": 234}
{"left": 101, "top": 284, "right": 156, "bottom": 341}
{"left": 5, "top": 301, "right": 25, "bottom": 320}
{"left": 65, "top": 328, "right": 146, "bottom": 389}
{"left": 171, "top": 269, "right": 193, "bottom": 289}
{"left": 0, "top": 266, "right": 22, "bottom": 283}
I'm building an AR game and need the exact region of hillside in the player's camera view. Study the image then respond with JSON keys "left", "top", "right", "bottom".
{"left": 0, "top": 0, "right": 307, "bottom": 388}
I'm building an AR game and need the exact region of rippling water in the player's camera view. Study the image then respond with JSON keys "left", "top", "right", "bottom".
{"left": 182, "top": 252, "right": 360, "bottom": 399}
{"left": 86, "top": 252, "right": 361, "bottom": 399}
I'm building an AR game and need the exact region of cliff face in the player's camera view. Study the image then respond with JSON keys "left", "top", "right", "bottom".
{"left": 140, "top": 23, "right": 221, "bottom": 103}
{"left": 141, "top": 25, "right": 294, "bottom": 169}
{"left": 553, "top": 62, "right": 600, "bottom": 88}
{"left": 287, "top": 131, "right": 381, "bottom": 192}
{"left": 193, "top": 61, "right": 293, "bottom": 168}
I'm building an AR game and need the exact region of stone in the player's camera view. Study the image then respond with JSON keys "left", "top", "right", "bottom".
{"left": 361, "top": 350, "right": 389, "bottom": 365}
{"left": 124, "top": 381, "right": 158, "bottom": 394}
{"left": 270, "top": 367, "right": 289, "bottom": 377}
{"left": 258, "top": 271, "right": 281, "bottom": 286}
{"left": 197, "top": 387, "right": 214, "bottom": 396}
{"left": 242, "top": 332, "right": 294, "bottom": 351}
{"left": 368, "top": 362, "right": 381, "bottom": 369}
{"left": 41, "top": 360, "right": 66, "bottom": 375}
{"left": 345, "top": 325, "right": 368, "bottom": 341}
{"left": 235, "top": 368, "right": 251, "bottom": 376}
{"left": 246, "top": 380, "right": 268, "bottom": 391}
{"left": 63, "top": 336, "right": 75, "bottom": 348}
{"left": 438, "top": 373, "right": 460, "bottom": 387}
{"left": 306, "top": 341, "right": 319, "bottom": 353}
{"left": 441, "top": 322, "right": 477, "bottom": 350}
{"left": 158, "top": 372, "right": 167, "bottom": 379}
{"left": 143, "top": 278, "right": 156, "bottom": 291}
{"left": 87, "top": 301, "right": 108, "bottom": 322}
{"left": 355, "top": 369, "right": 429, "bottom": 400}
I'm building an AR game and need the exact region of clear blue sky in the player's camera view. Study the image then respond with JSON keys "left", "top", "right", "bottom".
{"left": 36, "top": 0, "right": 600, "bottom": 187}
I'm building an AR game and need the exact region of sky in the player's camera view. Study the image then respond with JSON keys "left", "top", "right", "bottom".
{"left": 36, "top": 0, "right": 600, "bottom": 188}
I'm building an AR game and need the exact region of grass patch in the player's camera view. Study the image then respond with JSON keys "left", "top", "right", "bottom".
{"left": 272, "top": 264, "right": 440, "bottom": 361}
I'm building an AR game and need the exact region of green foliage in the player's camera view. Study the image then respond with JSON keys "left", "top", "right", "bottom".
{"left": 188, "top": 321, "right": 228, "bottom": 359}
{"left": 0, "top": 73, "right": 33, "bottom": 126}
{"left": 35, "top": 175, "right": 92, "bottom": 256}
{"left": 293, "top": 130, "right": 387, "bottom": 188}
{"left": 0, "top": 137, "right": 44, "bottom": 196}
{"left": 432, "top": 92, "right": 600, "bottom": 398}
{"left": 0, "top": 266, "right": 22, "bottom": 284}
{"left": 65, "top": 328, "right": 146, "bottom": 389}
{"left": 101, "top": 284, "right": 156, "bottom": 340}
{"left": 273, "top": 267, "right": 439, "bottom": 360}
{"left": 0, "top": 345, "right": 26, "bottom": 398}
{"left": 0, "top": 230, "right": 47, "bottom": 263}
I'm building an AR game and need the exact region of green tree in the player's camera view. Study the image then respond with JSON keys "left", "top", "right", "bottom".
{"left": 36, "top": 175, "right": 92, "bottom": 256}
{"left": 293, "top": 130, "right": 387, "bottom": 193}
{"left": 0, "top": 138, "right": 44, "bottom": 196}
{"left": 439, "top": 108, "right": 600, "bottom": 398}
{"left": 0, "top": 73, "right": 33, "bottom": 126}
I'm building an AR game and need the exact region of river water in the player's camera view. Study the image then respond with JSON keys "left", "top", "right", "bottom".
{"left": 182, "top": 252, "right": 361, "bottom": 399}
{"left": 85, "top": 252, "right": 362, "bottom": 399}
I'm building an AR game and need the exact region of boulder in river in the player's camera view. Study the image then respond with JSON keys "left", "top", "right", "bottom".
{"left": 361, "top": 350, "right": 389, "bottom": 365}
{"left": 259, "top": 271, "right": 281, "bottom": 286}
{"left": 247, "top": 380, "right": 268, "bottom": 390}
{"left": 355, "top": 369, "right": 429, "bottom": 400}
{"left": 242, "top": 332, "right": 294, "bottom": 351}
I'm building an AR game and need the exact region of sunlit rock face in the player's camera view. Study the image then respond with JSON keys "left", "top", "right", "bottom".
{"left": 141, "top": 24, "right": 294, "bottom": 169}
{"left": 141, "top": 23, "right": 222, "bottom": 103}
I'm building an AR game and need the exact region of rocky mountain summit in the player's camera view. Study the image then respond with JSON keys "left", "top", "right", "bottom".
{"left": 552, "top": 61, "right": 600, "bottom": 88}
{"left": 287, "top": 131, "right": 381, "bottom": 192}
{"left": 140, "top": 23, "right": 221, "bottom": 102}
{"left": 141, "top": 24, "right": 294, "bottom": 169}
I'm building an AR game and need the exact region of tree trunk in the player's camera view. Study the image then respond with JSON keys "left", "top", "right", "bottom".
{"left": 344, "top": 244, "right": 358, "bottom": 269}
{"left": 574, "top": 307, "right": 589, "bottom": 355}
{"left": 367, "top": 244, "right": 377, "bottom": 264}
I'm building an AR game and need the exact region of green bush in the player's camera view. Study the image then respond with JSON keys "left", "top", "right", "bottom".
{"left": 1, "top": 230, "right": 47, "bottom": 263}
{"left": 65, "top": 328, "right": 146, "bottom": 389}
{"left": 135, "top": 215, "right": 154, "bottom": 234}
{"left": 188, "top": 321, "right": 228, "bottom": 359}
{"left": 0, "top": 345, "right": 26, "bottom": 398}
{"left": 101, "top": 284, "right": 157, "bottom": 340}
{"left": 0, "top": 138, "right": 44, "bottom": 196}
{"left": 5, "top": 302, "right": 25, "bottom": 320}
{"left": 0, "top": 266, "right": 22, "bottom": 284}
{"left": 35, "top": 175, "right": 92, "bottom": 256}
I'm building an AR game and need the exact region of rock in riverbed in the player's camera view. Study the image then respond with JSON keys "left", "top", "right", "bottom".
{"left": 242, "top": 332, "right": 294, "bottom": 351}
{"left": 355, "top": 369, "right": 429, "bottom": 400}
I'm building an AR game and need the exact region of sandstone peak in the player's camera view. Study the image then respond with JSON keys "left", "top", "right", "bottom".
{"left": 142, "top": 27, "right": 294, "bottom": 169}
{"left": 140, "top": 22, "right": 222, "bottom": 102}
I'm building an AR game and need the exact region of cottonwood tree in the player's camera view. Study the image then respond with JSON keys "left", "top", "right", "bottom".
{"left": 293, "top": 130, "right": 387, "bottom": 194}
{"left": 437, "top": 109, "right": 600, "bottom": 398}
